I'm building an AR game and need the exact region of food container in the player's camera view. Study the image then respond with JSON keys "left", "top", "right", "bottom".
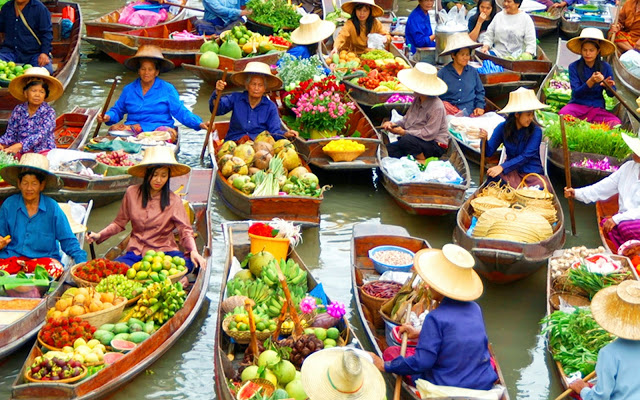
{"left": 368, "top": 245, "right": 415, "bottom": 274}
{"left": 248, "top": 233, "right": 290, "bottom": 262}
{"left": 323, "top": 149, "right": 365, "bottom": 162}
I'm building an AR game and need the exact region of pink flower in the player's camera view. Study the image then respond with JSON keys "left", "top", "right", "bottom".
{"left": 327, "top": 301, "right": 346, "bottom": 319}
{"left": 300, "top": 296, "right": 317, "bottom": 314}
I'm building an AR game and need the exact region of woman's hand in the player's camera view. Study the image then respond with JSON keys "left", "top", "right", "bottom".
{"left": 569, "top": 379, "right": 587, "bottom": 395}
{"left": 190, "top": 250, "right": 206, "bottom": 269}
{"left": 602, "top": 76, "right": 615, "bottom": 88}
{"left": 550, "top": 1, "right": 567, "bottom": 8}
{"left": 564, "top": 187, "right": 575, "bottom": 198}
{"left": 478, "top": 11, "right": 488, "bottom": 22}
{"left": 590, "top": 71, "right": 605, "bottom": 84}
{"left": 199, "top": 121, "right": 211, "bottom": 131}
{"left": 215, "top": 80, "right": 227, "bottom": 92}
{"left": 86, "top": 232, "right": 100, "bottom": 244}
{"left": 240, "top": 9, "right": 253, "bottom": 16}
{"left": 603, "top": 217, "right": 617, "bottom": 234}
{"left": 480, "top": 45, "right": 489, "bottom": 54}
{"left": 38, "top": 53, "right": 50, "bottom": 67}
{"left": 609, "top": 23, "right": 620, "bottom": 36}
{"left": 0, "top": 235, "right": 11, "bottom": 250}
{"left": 284, "top": 130, "right": 299, "bottom": 139}
{"left": 398, "top": 324, "right": 420, "bottom": 339}
{"left": 367, "top": 352, "right": 385, "bottom": 372}
{"left": 477, "top": 128, "right": 488, "bottom": 140}
{"left": 486, "top": 165, "right": 503, "bottom": 178}
{"left": 391, "top": 126, "right": 405, "bottom": 135}
{"left": 473, "top": 108, "right": 485, "bottom": 117}
{"left": 97, "top": 114, "right": 110, "bottom": 124}
{"left": 381, "top": 121, "right": 394, "bottom": 131}
{"left": 4, "top": 143, "right": 22, "bottom": 154}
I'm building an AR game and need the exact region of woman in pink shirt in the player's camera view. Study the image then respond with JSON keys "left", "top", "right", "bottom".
{"left": 86, "top": 146, "right": 206, "bottom": 271}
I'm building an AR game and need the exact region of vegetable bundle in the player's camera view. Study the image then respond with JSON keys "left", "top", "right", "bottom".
{"left": 246, "top": 0, "right": 301, "bottom": 31}
{"left": 568, "top": 264, "right": 630, "bottom": 299}
{"left": 277, "top": 54, "right": 326, "bottom": 92}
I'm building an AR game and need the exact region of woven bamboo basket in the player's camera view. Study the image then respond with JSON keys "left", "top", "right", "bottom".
{"left": 470, "top": 196, "right": 511, "bottom": 217}
{"left": 525, "top": 204, "right": 558, "bottom": 224}
{"left": 515, "top": 173, "right": 554, "bottom": 204}
{"left": 359, "top": 281, "right": 403, "bottom": 329}
{"left": 480, "top": 181, "right": 503, "bottom": 197}
{"left": 473, "top": 207, "right": 553, "bottom": 242}
{"left": 79, "top": 297, "right": 127, "bottom": 327}
{"left": 222, "top": 315, "right": 272, "bottom": 344}
{"left": 70, "top": 263, "right": 99, "bottom": 287}
{"left": 549, "top": 292, "right": 590, "bottom": 310}
{"left": 220, "top": 295, "right": 250, "bottom": 315}
{"left": 25, "top": 365, "right": 87, "bottom": 384}
{"left": 323, "top": 148, "right": 365, "bottom": 162}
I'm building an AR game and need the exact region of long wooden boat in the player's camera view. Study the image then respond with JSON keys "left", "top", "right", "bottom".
{"left": 596, "top": 194, "right": 619, "bottom": 253}
{"left": 210, "top": 123, "right": 323, "bottom": 226}
{"left": 611, "top": 50, "right": 640, "bottom": 97}
{"left": 0, "top": 1, "right": 82, "bottom": 129}
{"left": 476, "top": 45, "right": 552, "bottom": 87}
{"left": 377, "top": 133, "right": 471, "bottom": 215}
{"left": 183, "top": 50, "right": 284, "bottom": 87}
{"left": 529, "top": 9, "right": 562, "bottom": 37}
{"left": 84, "top": 0, "right": 188, "bottom": 38}
{"left": 350, "top": 223, "right": 510, "bottom": 399}
{"left": 0, "top": 201, "right": 92, "bottom": 360}
{"left": 560, "top": 12, "right": 611, "bottom": 39}
{"left": 10, "top": 168, "right": 213, "bottom": 400}
{"left": 449, "top": 97, "right": 501, "bottom": 167}
{"left": 214, "top": 221, "right": 352, "bottom": 400}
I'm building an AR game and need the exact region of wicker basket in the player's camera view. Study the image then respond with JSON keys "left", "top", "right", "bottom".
{"left": 323, "top": 148, "right": 365, "bottom": 162}
{"left": 473, "top": 207, "right": 553, "bottom": 242}
{"left": 70, "top": 263, "right": 99, "bottom": 287}
{"left": 126, "top": 294, "right": 142, "bottom": 307}
{"left": 525, "top": 204, "right": 558, "bottom": 224}
{"left": 549, "top": 292, "right": 591, "bottom": 310}
{"left": 515, "top": 173, "right": 554, "bottom": 205}
{"left": 79, "top": 297, "right": 127, "bottom": 327}
{"left": 359, "top": 281, "right": 402, "bottom": 329}
{"left": 37, "top": 330, "right": 64, "bottom": 351}
{"left": 221, "top": 295, "right": 250, "bottom": 315}
{"left": 470, "top": 196, "right": 510, "bottom": 217}
{"left": 222, "top": 315, "right": 272, "bottom": 344}
{"left": 25, "top": 365, "right": 87, "bottom": 384}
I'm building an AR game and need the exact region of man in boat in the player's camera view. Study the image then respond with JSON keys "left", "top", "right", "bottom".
{"left": 0, "top": 154, "right": 87, "bottom": 279}
{"left": 609, "top": 0, "right": 640, "bottom": 53}
{"left": 210, "top": 62, "right": 298, "bottom": 142}
{"left": 565, "top": 133, "right": 640, "bottom": 253}
{"left": 568, "top": 280, "right": 640, "bottom": 399}
{"left": 380, "top": 62, "right": 449, "bottom": 161}
{"left": 367, "top": 245, "right": 499, "bottom": 391}
{"left": 0, "top": 0, "right": 54, "bottom": 73}
{"left": 198, "top": 0, "right": 252, "bottom": 34}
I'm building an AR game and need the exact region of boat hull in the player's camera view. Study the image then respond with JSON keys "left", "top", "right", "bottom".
{"left": 560, "top": 14, "right": 610, "bottom": 39}
{"left": 612, "top": 50, "right": 640, "bottom": 97}
{"left": 476, "top": 45, "right": 552, "bottom": 87}
{"left": 531, "top": 12, "right": 561, "bottom": 37}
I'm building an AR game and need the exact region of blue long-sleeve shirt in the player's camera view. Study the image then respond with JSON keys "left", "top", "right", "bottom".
{"left": 486, "top": 121, "right": 544, "bottom": 175}
{"left": 0, "top": 194, "right": 87, "bottom": 263}
{"left": 0, "top": 0, "right": 52, "bottom": 57}
{"left": 581, "top": 339, "right": 640, "bottom": 400}
{"left": 203, "top": 0, "right": 246, "bottom": 26}
{"left": 384, "top": 298, "right": 498, "bottom": 390}
{"left": 568, "top": 59, "right": 616, "bottom": 109}
{"left": 406, "top": 6, "right": 435, "bottom": 54}
{"left": 105, "top": 78, "right": 203, "bottom": 132}
{"left": 209, "top": 91, "right": 284, "bottom": 141}
{"left": 437, "top": 63, "right": 485, "bottom": 115}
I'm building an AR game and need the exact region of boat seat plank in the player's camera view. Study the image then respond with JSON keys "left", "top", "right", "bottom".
{"left": 353, "top": 223, "right": 410, "bottom": 238}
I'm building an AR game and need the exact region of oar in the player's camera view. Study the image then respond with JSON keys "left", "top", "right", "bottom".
{"left": 93, "top": 77, "right": 119, "bottom": 138}
{"left": 601, "top": 80, "right": 640, "bottom": 123}
{"left": 560, "top": 117, "right": 577, "bottom": 235}
{"left": 393, "top": 302, "right": 413, "bottom": 400}
{"left": 479, "top": 138, "right": 486, "bottom": 184}
{"left": 86, "top": 231, "right": 97, "bottom": 260}
{"left": 200, "top": 69, "right": 228, "bottom": 162}
{"left": 162, "top": 1, "right": 205, "bottom": 12}
{"left": 553, "top": 370, "right": 596, "bottom": 400}
{"left": 244, "top": 299, "right": 260, "bottom": 360}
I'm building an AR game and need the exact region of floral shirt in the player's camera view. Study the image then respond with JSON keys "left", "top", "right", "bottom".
{"left": 0, "top": 102, "right": 56, "bottom": 153}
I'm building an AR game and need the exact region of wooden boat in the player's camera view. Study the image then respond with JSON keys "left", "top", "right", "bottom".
{"left": 377, "top": 133, "right": 471, "bottom": 215}
{"left": 209, "top": 123, "right": 323, "bottom": 226}
{"left": 560, "top": 12, "right": 611, "bottom": 39}
{"left": 596, "top": 195, "right": 619, "bottom": 253}
{"left": 453, "top": 142, "right": 567, "bottom": 284}
{"left": 10, "top": 168, "right": 213, "bottom": 400}
{"left": 84, "top": 0, "right": 188, "bottom": 38}
{"left": 350, "top": 223, "right": 510, "bottom": 400}
{"left": 214, "top": 221, "right": 352, "bottom": 400}
{"left": 0, "top": 201, "right": 92, "bottom": 360}
{"left": 529, "top": 9, "right": 562, "bottom": 37}
{"left": 612, "top": 50, "right": 640, "bottom": 98}
{"left": 475, "top": 45, "right": 552, "bottom": 87}
{"left": 0, "top": 1, "right": 82, "bottom": 130}
{"left": 183, "top": 50, "right": 284, "bottom": 86}
{"left": 449, "top": 97, "right": 501, "bottom": 167}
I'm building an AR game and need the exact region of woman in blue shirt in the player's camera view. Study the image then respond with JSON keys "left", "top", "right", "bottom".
{"left": 406, "top": 0, "right": 436, "bottom": 55}
{"left": 559, "top": 28, "right": 621, "bottom": 128}
{"left": 287, "top": 14, "right": 335, "bottom": 60}
{"left": 97, "top": 46, "right": 208, "bottom": 143}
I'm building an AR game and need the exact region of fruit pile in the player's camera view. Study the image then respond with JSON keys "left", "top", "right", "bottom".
{"left": 326, "top": 50, "right": 361, "bottom": 71}
{"left": 96, "top": 150, "right": 135, "bottom": 167}
{"left": 93, "top": 319, "right": 154, "bottom": 347}
{"left": 44, "top": 337, "right": 108, "bottom": 365}
{"left": 128, "top": 250, "right": 187, "bottom": 282}
{"left": 46, "top": 287, "right": 126, "bottom": 319}
{"left": 131, "top": 279, "right": 187, "bottom": 325}
{"left": 225, "top": 306, "right": 278, "bottom": 333}
{"left": 226, "top": 276, "right": 274, "bottom": 305}
{"left": 95, "top": 274, "right": 144, "bottom": 300}
{"left": 0, "top": 61, "right": 32, "bottom": 83}
{"left": 260, "top": 259, "right": 308, "bottom": 291}
{"left": 73, "top": 258, "right": 129, "bottom": 283}
{"left": 322, "top": 139, "right": 366, "bottom": 152}
{"left": 239, "top": 347, "right": 306, "bottom": 400}
{"left": 278, "top": 334, "right": 324, "bottom": 368}
{"left": 40, "top": 317, "right": 96, "bottom": 349}
{"left": 28, "top": 356, "right": 84, "bottom": 381}
{"left": 303, "top": 326, "right": 340, "bottom": 349}
{"left": 268, "top": 35, "right": 291, "bottom": 48}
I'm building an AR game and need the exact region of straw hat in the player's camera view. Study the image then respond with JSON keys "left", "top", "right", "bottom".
{"left": 0, "top": 153, "right": 62, "bottom": 192}
{"left": 301, "top": 348, "right": 386, "bottom": 400}
{"left": 567, "top": 28, "right": 616, "bottom": 57}
{"left": 127, "top": 146, "right": 191, "bottom": 178}
{"left": 413, "top": 244, "right": 483, "bottom": 301}
{"left": 124, "top": 45, "right": 175, "bottom": 73}
{"left": 8, "top": 67, "right": 63, "bottom": 102}
{"left": 622, "top": 133, "right": 640, "bottom": 158}
{"left": 58, "top": 203, "right": 87, "bottom": 234}
{"left": 590, "top": 280, "right": 640, "bottom": 340}
{"left": 397, "top": 62, "right": 448, "bottom": 96}
{"left": 290, "top": 14, "right": 336, "bottom": 45}
{"left": 439, "top": 32, "right": 482, "bottom": 57}
{"left": 341, "top": 0, "right": 384, "bottom": 18}
{"left": 499, "top": 87, "right": 550, "bottom": 114}
{"left": 230, "top": 62, "right": 282, "bottom": 92}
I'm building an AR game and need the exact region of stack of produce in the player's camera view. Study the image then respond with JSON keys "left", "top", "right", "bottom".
{"left": 349, "top": 50, "right": 410, "bottom": 92}
{"left": 542, "top": 68, "right": 571, "bottom": 112}
{"left": 46, "top": 287, "right": 126, "bottom": 319}
{"left": 131, "top": 279, "right": 187, "bottom": 325}
{"left": 72, "top": 258, "right": 130, "bottom": 283}
{"left": 0, "top": 151, "right": 17, "bottom": 182}
{"left": 93, "top": 319, "right": 154, "bottom": 348}
{"left": 0, "top": 61, "right": 32, "bottom": 84}
{"left": 95, "top": 274, "right": 144, "bottom": 300}
{"left": 48, "top": 338, "right": 108, "bottom": 365}
{"left": 325, "top": 50, "right": 361, "bottom": 73}
{"left": 277, "top": 54, "right": 326, "bottom": 92}
{"left": 39, "top": 317, "right": 96, "bottom": 349}
{"left": 127, "top": 249, "right": 188, "bottom": 282}
{"left": 246, "top": 0, "right": 301, "bottom": 31}
{"left": 96, "top": 150, "right": 135, "bottom": 167}
{"left": 27, "top": 356, "right": 85, "bottom": 381}
{"left": 322, "top": 139, "right": 366, "bottom": 162}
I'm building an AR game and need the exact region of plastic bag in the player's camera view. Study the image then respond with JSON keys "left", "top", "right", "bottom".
{"left": 119, "top": 1, "right": 168, "bottom": 27}
{"left": 380, "top": 157, "right": 421, "bottom": 183}
{"left": 421, "top": 161, "right": 463, "bottom": 184}
{"left": 620, "top": 50, "right": 640, "bottom": 79}
{"left": 367, "top": 33, "right": 387, "bottom": 50}
{"left": 416, "top": 379, "right": 504, "bottom": 400}
{"left": 438, "top": 6, "right": 467, "bottom": 26}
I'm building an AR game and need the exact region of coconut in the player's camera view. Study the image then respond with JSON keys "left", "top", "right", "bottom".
{"left": 248, "top": 251, "right": 275, "bottom": 276}
{"left": 253, "top": 140, "right": 274, "bottom": 155}
{"left": 216, "top": 141, "right": 236, "bottom": 160}
{"left": 221, "top": 157, "right": 248, "bottom": 177}
{"left": 227, "top": 173, "right": 242, "bottom": 184}
{"left": 288, "top": 166, "right": 308, "bottom": 179}
{"left": 278, "top": 147, "right": 301, "bottom": 171}
{"left": 273, "top": 139, "right": 293, "bottom": 155}
{"left": 255, "top": 131, "right": 276, "bottom": 146}
{"left": 248, "top": 167, "right": 261, "bottom": 176}
{"left": 272, "top": 360, "right": 296, "bottom": 385}
{"left": 233, "top": 143, "right": 255, "bottom": 165}
{"left": 253, "top": 150, "right": 272, "bottom": 170}
{"left": 233, "top": 175, "right": 251, "bottom": 190}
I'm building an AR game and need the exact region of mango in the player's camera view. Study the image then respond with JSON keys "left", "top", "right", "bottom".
{"left": 129, "top": 332, "right": 150, "bottom": 344}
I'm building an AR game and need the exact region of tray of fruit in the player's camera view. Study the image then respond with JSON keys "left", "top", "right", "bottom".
{"left": 46, "top": 287, "right": 127, "bottom": 328}
{"left": 95, "top": 274, "right": 144, "bottom": 305}
{"left": 38, "top": 316, "right": 96, "bottom": 351}
{"left": 25, "top": 355, "right": 87, "bottom": 383}
{"left": 94, "top": 150, "right": 136, "bottom": 176}
{"left": 127, "top": 250, "right": 189, "bottom": 284}
{"left": 71, "top": 259, "right": 130, "bottom": 287}
{"left": 0, "top": 61, "right": 32, "bottom": 87}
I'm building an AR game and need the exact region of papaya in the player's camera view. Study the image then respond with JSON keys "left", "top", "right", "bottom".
{"left": 98, "top": 323, "right": 115, "bottom": 332}
{"left": 98, "top": 331, "right": 115, "bottom": 347}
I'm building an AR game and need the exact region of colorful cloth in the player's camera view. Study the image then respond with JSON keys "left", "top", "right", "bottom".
{"left": 605, "top": 219, "right": 640, "bottom": 251}
{"left": 395, "top": 96, "right": 449, "bottom": 145}
{"left": 614, "top": 31, "right": 637, "bottom": 48}
{"left": 0, "top": 0, "right": 52, "bottom": 64}
{"left": 203, "top": 0, "right": 246, "bottom": 26}
{"left": 0, "top": 256, "right": 63, "bottom": 279}
{"left": 482, "top": 11, "right": 537, "bottom": 58}
{"left": 580, "top": 339, "right": 640, "bottom": 400}
{"left": 559, "top": 103, "right": 621, "bottom": 128}
{"left": 567, "top": 59, "right": 616, "bottom": 110}
{"left": 0, "top": 102, "right": 56, "bottom": 154}
{"left": 406, "top": 7, "right": 435, "bottom": 54}
{"left": 334, "top": 19, "right": 390, "bottom": 55}
{"left": 617, "top": 0, "right": 640, "bottom": 46}
{"left": 485, "top": 121, "right": 544, "bottom": 175}
{"left": 438, "top": 63, "right": 485, "bottom": 115}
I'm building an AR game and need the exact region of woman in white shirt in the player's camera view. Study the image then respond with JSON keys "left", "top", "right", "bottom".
{"left": 479, "top": 0, "right": 536, "bottom": 59}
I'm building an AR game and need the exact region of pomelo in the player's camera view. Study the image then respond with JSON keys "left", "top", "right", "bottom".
{"left": 199, "top": 51, "right": 220, "bottom": 69}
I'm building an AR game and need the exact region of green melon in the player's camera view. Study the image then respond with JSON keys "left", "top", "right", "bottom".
{"left": 219, "top": 40, "right": 242, "bottom": 59}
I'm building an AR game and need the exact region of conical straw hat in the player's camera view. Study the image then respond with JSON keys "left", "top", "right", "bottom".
{"left": 290, "top": 14, "right": 336, "bottom": 45}
{"left": 124, "top": 45, "right": 175, "bottom": 73}
{"left": 567, "top": 27, "right": 616, "bottom": 57}
{"left": 230, "top": 62, "right": 282, "bottom": 92}
{"left": 127, "top": 146, "right": 191, "bottom": 178}
{"left": 58, "top": 203, "right": 87, "bottom": 234}
{"left": 9, "top": 67, "right": 63, "bottom": 102}
{"left": 341, "top": 0, "right": 384, "bottom": 18}
{"left": 499, "top": 87, "right": 550, "bottom": 114}
{"left": 0, "top": 153, "right": 62, "bottom": 192}
{"left": 622, "top": 133, "right": 640, "bottom": 159}
{"left": 439, "top": 32, "right": 482, "bottom": 57}
{"left": 413, "top": 244, "right": 483, "bottom": 301}
{"left": 590, "top": 280, "right": 640, "bottom": 340}
{"left": 397, "top": 62, "right": 448, "bottom": 96}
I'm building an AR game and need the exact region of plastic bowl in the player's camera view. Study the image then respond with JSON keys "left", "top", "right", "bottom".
{"left": 368, "top": 245, "right": 415, "bottom": 274}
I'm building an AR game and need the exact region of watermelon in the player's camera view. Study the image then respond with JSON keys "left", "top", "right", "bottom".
{"left": 236, "top": 381, "right": 263, "bottom": 400}
{"left": 110, "top": 339, "right": 137, "bottom": 353}
{"left": 103, "top": 352, "right": 126, "bottom": 365}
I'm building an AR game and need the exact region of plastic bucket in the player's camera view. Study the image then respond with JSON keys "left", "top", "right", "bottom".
{"left": 249, "top": 233, "right": 290, "bottom": 261}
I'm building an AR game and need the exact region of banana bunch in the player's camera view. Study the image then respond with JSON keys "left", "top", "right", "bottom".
{"left": 261, "top": 259, "right": 308, "bottom": 291}
{"left": 223, "top": 305, "right": 271, "bottom": 322}
{"left": 266, "top": 295, "right": 286, "bottom": 318}
{"left": 226, "top": 277, "right": 273, "bottom": 305}
{"left": 131, "top": 279, "right": 186, "bottom": 325}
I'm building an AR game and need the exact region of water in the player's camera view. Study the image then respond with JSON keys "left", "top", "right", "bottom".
{"left": 0, "top": 1, "right": 633, "bottom": 398}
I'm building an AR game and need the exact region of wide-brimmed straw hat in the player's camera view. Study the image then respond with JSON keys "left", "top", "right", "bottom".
{"left": 290, "top": 14, "right": 336, "bottom": 45}
{"left": 499, "top": 87, "right": 550, "bottom": 114}
{"left": 127, "top": 146, "right": 191, "bottom": 178}
{"left": 590, "top": 280, "right": 640, "bottom": 340}
{"left": 301, "top": 348, "right": 386, "bottom": 400}
{"left": 439, "top": 32, "right": 482, "bottom": 57}
{"left": 567, "top": 28, "right": 616, "bottom": 57}
{"left": 414, "top": 244, "right": 483, "bottom": 301}
{"left": 124, "top": 45, "right": 175, "bottom": 73}
{"left": 397, "top": 62, "right": 448, "bottom": 96}
{"left": 341, "top": 0, "right": 384, "bottom": 18}
{"left": 621, "top": 133, "right": 640, "bottom": 159}
{"left": 58, "top": 203, "right": 87, "bottom": 234}
{"left": 8, "top": 67, "right": 63, "bottom": 102}
{"left": 0, "top": 153, "right": 62, "bottom": 192}
{"left": 230, "top": 62, "right": 282, "bottom": 92}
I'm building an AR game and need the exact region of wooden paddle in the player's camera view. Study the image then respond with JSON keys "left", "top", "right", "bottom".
{"left": 87, "top": 231, "right": 97, "bottom": 260}
{"left": 479, "top": 137, "right": 486, "bottom": 184}
{"left": 200, "top": 69, "right": 228, "bottom": 162}
{"left": 553, "top": 370, "right": 596, "bottom": 400}
{"left": 600, "top": 79, "right": 640, "bottom": 123}
{"left": 93, "top": 77, "right": 119, "bottom": 138}
{"left": 162, "top": 1, "right": 205, "bottom": 12}
{"left": 560, "top": 117, "right": 577, "bottom": 235}
{"left": 244, "top": 299, "right": 260, "bottom": 360}
{"left": 393, "top": 302, "right": 413, "bottom": 400}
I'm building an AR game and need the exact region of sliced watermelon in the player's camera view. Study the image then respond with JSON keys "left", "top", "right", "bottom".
{"left": 236, "top": 381, "right": 263, "bottom": 400}
{"left": 103, "top": 352, "right": 126, "bottom": 365}
{"left": 110, "top": 339, "right": 137, "bottom": 353}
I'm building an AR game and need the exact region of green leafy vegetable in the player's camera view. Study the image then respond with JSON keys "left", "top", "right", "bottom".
{"left": 568, "top": 264, "right": 630, "bottom": 299}
{"left": 276, "top": 54, "right": 325, "bottom": 90}
{"left": 246, "top": 0, "right": 301, "bottom": 31}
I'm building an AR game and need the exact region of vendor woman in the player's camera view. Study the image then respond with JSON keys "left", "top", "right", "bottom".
{"left": 480, "top": 0, "right": 536, "bottom": 59}
{"left": 437, "top": 33, "right": 485, "bottom": 116}
{"left": 210, "top": 62, "right": 298, "bottom": 142}
{"left": 332, "top": 0, "right": 390, "bottom": 55}
{"left": 559, "top": 28, "right": 621, "bottom": 128}
{"left": 288, "top": 14, "right": 335, "bottom": 60}
{"left": 368, "top": 245, "right": 498, "bottom": 390}
{"left": 97, "top": 46, "right": 209, "bottom": 142}
{"left": 381, "top": 63, "right": 449, "bottom": 160}
{"left": 405, "top": 0, "right": 436, "bottom": 55}
{"left": 478, "top": 87, "right": 549, "bottom": 188}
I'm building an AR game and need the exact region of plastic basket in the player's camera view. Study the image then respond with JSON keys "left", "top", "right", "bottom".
{"left": 368, "top": 246, "right": 415, "bottom": 274}
{"left": 249, "top": 233, "right": 289, "bottom": 261}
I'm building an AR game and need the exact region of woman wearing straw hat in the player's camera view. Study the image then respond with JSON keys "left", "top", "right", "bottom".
{"left": 565, "top": 134, "right": 640, "bottom": 252}
{"left": 0, "top": 67, "right": 62, "bottom": 156}
{"left": 478, "top": 87, "right": 550, "bottom": 188}
{"left": 0, "top": 153, "right": 86, "bottom": 278}
{"left": 568, "top": 280, "right": 640, "bottom": 399}
{"left": 368, "top": 244, "right": 499, "bottom": 390}
{"left": 558, "top": 28, "right": 621, "bottom": 128}
{"left": 381, "top": 63, "right": 449, "bottom": 161}
{"left": 437, "top": 32, "right": 485, "bottom": 116}
{"left": 405, "top": 0, "right": 436, "bottom": 55}
{"left": 332, "top": 0, "right": 390, "bottom": 55}
{"left": 86, "top": 146, "right": 206, "bottom": 271}
{"left": 479, "top": 0, "right": 536, "bottom": 59}
{"left": 210, "top": 62, "right": 298, "bottom": 141}
{"left": 287, "top": 14, "right": 336, "bottom": 60}
{"left": 97, "top": 45, "right": 209, "bottom": 142}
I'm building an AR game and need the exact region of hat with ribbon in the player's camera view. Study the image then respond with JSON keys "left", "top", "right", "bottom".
{"left": 0, "top": 153, "right": 62, "bottom": 192}
{"left": 291, "top": 14, "right": 336, "bottom": 45}
{"left": 9, "top": 67, "right": 63, "bottom": 102}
